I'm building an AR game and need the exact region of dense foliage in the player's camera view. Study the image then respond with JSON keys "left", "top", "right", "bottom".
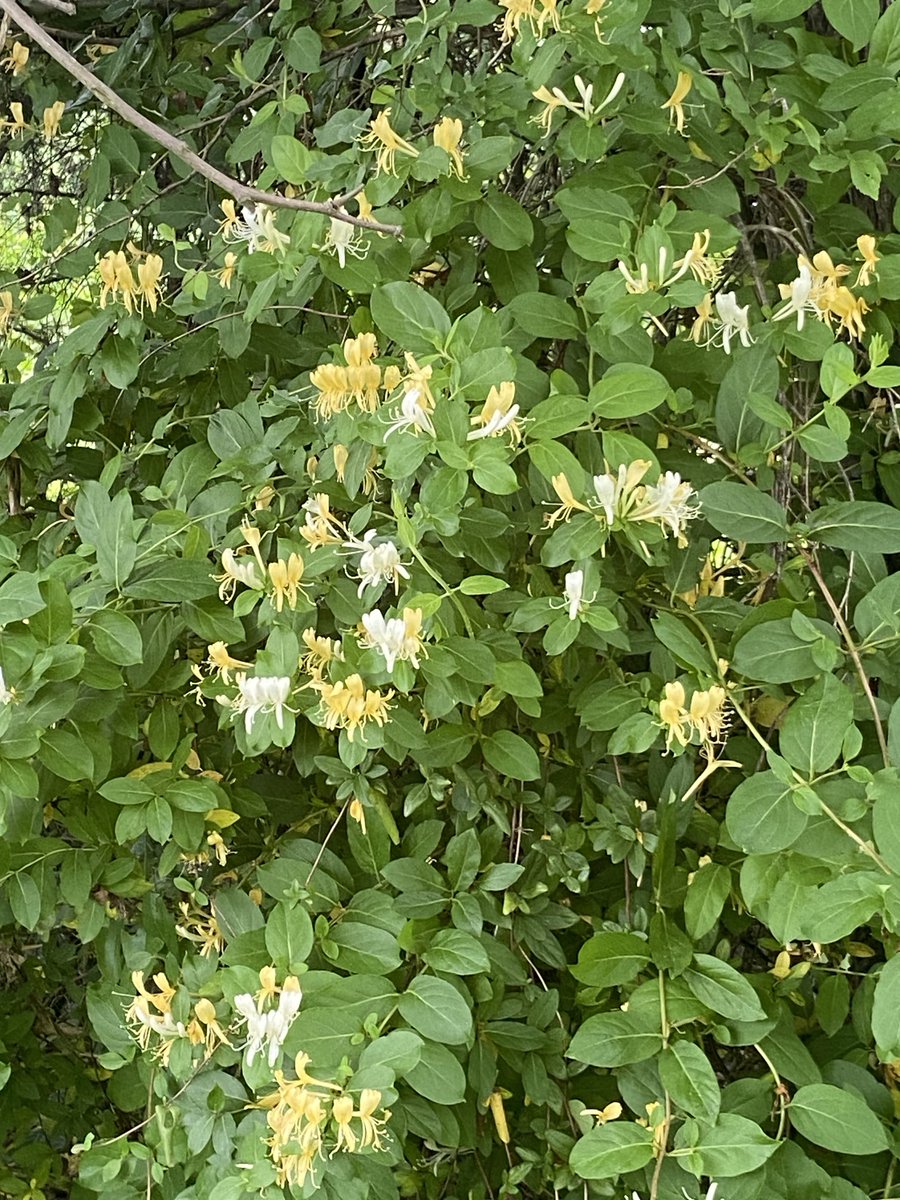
{"left": 5, "top": 0, "right": 900, "bottom": 1197}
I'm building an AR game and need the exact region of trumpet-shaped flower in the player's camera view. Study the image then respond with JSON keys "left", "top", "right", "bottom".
{"left": 713, "top": 291, "right": 754, "bottom": 353}
{"left": 137, "top": 254, "right": 164, "bottom": 313}
{"left": 0, "top": 292, "right": 13, "bottom": 336}
{"left": 229, "top": 674, "right": 293, "bottom": 734}
{"left": 233, "top": 976, "right": 302, "bottom": 1067}
{"left": 774, "top": 263, "right": 815, "bottom": 331}
{"left": 662, "top": 71, "right": 693, "bottom": 134}
{"left": 498, "top": 0, "right": 560, "bottom": 42}
{"left": 217, "top": 251, "right": 237, "bottom": 289}
{"left": 231, "top": 204, "right": 290, "bottom": 255}
{"left": 213, "top": 547, "right": 263, "bottom": 602}
{"left": 323, "top": 213, "right": 368, "bottom": 268}
{"left": 42, "top": 101, "right": 65, "bottom": 141}
{"left": 545, "top": 473, "right": 592, "bottom": 527}
{"left": 347, "top": 530, "right": 411, "bottom": 596}
{"left": 856, "top": 234, "right": 880, "bottom": 287}
{"left": 658, "top": 681, "right": 728, "bottom": 752}
{"left": 358, "top": 608, "right": 426, "bottom": 672}
{"left": 433, "top": 116, "right": 466, "bottom": 178}
{"left": 468, "top": 381, "right": 522, "bottom": 443}
{"left": 5, "top": 103, "right": 26, "bottom": 138}
{"left": 385, "top": 388, "right": 436, "bottom": 438}
{"left": 312, "top": 673, "right": 394, "bottom": 741}
{"left": 630, "top": 471, "right": 700, "bottom": 547}
{"left": 300, "top": 628, "right": 344, "bottom": 676}
{"left": 268, "top": 553, "right": 306, "bottom": 612}
{"left": 98, "top": 250, "right": 138, "bottom": 313}
{"left": 3, "top": 42, "right": 28, "bottom": 75}
{"left": 203, "top": 641, "right": 253, "bottom": 685}
{"left": 531, "top": 72, "right": 625, "bottom": 134}
{"left": 555, "top": 570, "right": 592, "bottom": 620}
{"left": 360, "top": 109, "right": 419, "bottom": 176}
{"left": 0, "top": 666, "right": 14, "bottom": 705}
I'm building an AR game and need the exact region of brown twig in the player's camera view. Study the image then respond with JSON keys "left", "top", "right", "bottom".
{"left": 0, "top": 0, "right": 402, "bottom": 235}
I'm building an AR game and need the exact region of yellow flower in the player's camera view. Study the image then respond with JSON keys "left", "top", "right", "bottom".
{"left": 658, "top": 681, "right": 690, "bottom": 750}
{"left": 310, "top": 362, "right": 352, "bottom": 419}
{"left": 356, "top": 1089, "right": 390, "bottom": 1149}
{"left": 359, "top": 109, "right": 419, "bottom": 176}
{"left": 42, "top": 101, "right": 65, "bottom": 141}
{"left": 217, "top": 251, "right": 237, "bottom": 289}
{"left": 662, "top": 71, "right": 692, "bottom": 134}
{"left": 0, "top": 291, "right": 13, "bottom": 335}
{"left": 348, "top": 797, "right": 367, "bottom": 834}
{"left": 137, "top": 253, "right": 163, "bottom": 313}
{"left": 856, "top": 234, "right": 880, "bottom": 287}
{"left": 212, "top": 546, "right": 263, "bottom": 602}
{"left": 498, "top": 0, "right": 560, "bottom": 41}
{"left": 205, "top": 641, "right": 253, "bottom": 684}
{"left": 313, "top": 673, "right": 394, "bottom": 741}
{"left": 3, "top": 42, "right": 28, "bottom": 75}
{"left": 333, "top": 443, "right": 349, "bottom": 483}
{"left": 206, "top": 830, "right": 230, "bottom": 866}
{"left": 332, "top": 1094, "right": 358, "bottom": 1152}
{"left": 5, "top": 102, "right": 26, "bottom": 137}
{"left": 433, "top": 116, "right": 466, "bottom": 178}
{"left": 189, "top": 998, "right": 232, "bottom": 1053}
{"left": 658, "top": 681, "right": 729, "bottom": 751}
{"left": 467, "top": 381, "right": 522, "bottom": 444}
{"left": 217, "top": 198, "right": 239, "bottom": 238}
{"left": 582, "top": 1101, "right": 623, "bottom": 1124}
{"left": 545, "top": 473, "right": 591, "bottom": 527}
{"left": 690, "top": 292, "right": 714, "bottom": 344}
{"left": 357, "top": 190, "right": 374, "bottom": 222}
{"left": 300, "top": 628, "right": 344, "bottom": 676}
{"left": 826, "top": 286, "right": 869, "bottom": 340}
{"left": 673, "top": 229, "right": 724, "bottom": 287}
{"left": 97, "top": 250, "right": 138, "bottom": 313}
{"left": 488, "top": 1090, "right": 510, "bottom": 1143}
{"left": 268, "top": 553, "right": 306, "bottom": 612}
{"left": 531, "top": 85, "right": 568, "bottom": 135}
{"left": 175, "top": 900, "right": 224, "bottom": 956}
{"left": 299, "top": 493, "right": 347, "bottom": 549}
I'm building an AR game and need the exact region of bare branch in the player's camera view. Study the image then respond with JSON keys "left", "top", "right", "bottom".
{"left": 0, "top": 0, "right": 402, "bottom": 236}
{"left": 26, "top": 0, "right": 76, "bottom": 13}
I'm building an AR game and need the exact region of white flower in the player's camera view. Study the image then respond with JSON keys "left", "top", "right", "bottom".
{"left": 714, "top": 291, "right": 754, "bottom": 353}
{"left": 358, "top": 608, "right": 426, "bottom": 672}
{"left": 466, "top": 402, "right": 521, "bottom": 441}
{"left": 631, "top": 471, "right": 700, "bottom": 544}
{"left": 323, "top": 213, "right": 368, "bottom": 269}
{"left": 233, "top": 983, "right": 302, "bottom": 1067}
{"left": 591, "top": 460, "right": 652, "bottom": 526}
{"left": 230, "top": 675, "right": 293, "bottom": 734}
{"left": 384, "top": 388, "right": 436, "bottom": 438}
{"left": 773, "top": 262, "right": 815, "bottom": 330}
{"left": 0, "top": 667, "right": 14, "bottom": 704}
{"left": 563, "top": 570, "right": 585, "bottom": 620}
{"left": 346, "top": 530, "right": 410, "bottom": 596}
{"left": 232, "top": 204, "right": 290, "bottom": 255}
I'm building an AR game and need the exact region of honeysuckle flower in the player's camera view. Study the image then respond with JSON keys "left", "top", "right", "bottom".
{"left": 532, "top": 72, "right": 625, "bottom": 134}
{"left": 175, "top": 899, "right": 225, "bottom": 956}
{"left": 188, "top": 998, "right": 232, "bottom": 1054}
{"left": 630, "top": 471, "right": 700, "bottom": 546}
{"left": 674, "top": 229, "right": 723, "bottom": 287}
{"left": 356, "top": 1089, "right": 390, "bottom": 1149}
{"left": 358, "top": 607, "right": 426, "bottom": 672}
{"left": 218, "top": 198, "right": 239, "bottom": 238}
{"left": 332, "top": 1094, "right": 357, "bottom": 1153}
{"left": 713, "top": 291, "right": 753, "bottom": 353}
{"left": 231, "top": 204, "right": 290, "bottom": 255}
{"left": 323, "top": 212, "right": 368, "bottom": 268}
{"left": 300, "top": 628, "right": 344, "bottom": 675}
{"left": 205, "top": 641, "right": 253, "bottom": 684}
{"left": 690, "top": 292, "right": 714, "bottom": 344}
{"left": 98, "top": 250, "right": 138, "bottom": 312}
{"left": 658, "top": 681, "right": 728, "bottom": 752}
{"left": 545, "top": 473, "right": 592, "bottom": 527}
{"left": 357, "top": 190, "right": 375, "bottom": 223}
{"left": 827, "top": 286, "right": 869, "bottom": 340}
{"left": 531, "top": 85, "right": 568, "bottom": 134}
{"left": 591, "top": 459, "right": 653, "bottom": 526}
{"left": 401, "top": 352, "right": 436, "bottom": 407}
{"left": 268, "top": 553, "right": 306, "bottom": 611}
{"left": 856, "top": 234, "right": 879, "bottom": 286}
{"left": 299, "top": 492, "right": 347, "bottom": 550}
{"left": 332, "top": 443, "right": 349, "bottom": 483}
{"left": 349, "top": 797, "right": 367, "bottom": 833}
{"left": 467, "top": 381, "right": 522, "bottom": 443}
{"left": 498, "top": 0, "right": 560, "bottom": 42}
{"left": 217, "top": 251, "right": 237, "bottom": 288}
{"left": 581, "top": 1101, "right": 623, "bottom": 1124}
{"left": 0, "top": 666, "right": 14, "bottom": 705}
{"left": 3, "top": 42, "right": 28, "bottom": 75}
{"left": 310, "top": 362, "right": 352, "bottom": 419}
{"left": 5, "top": 102, "right": 26, "bottom": 137}
{"left": 554, "top": 570, "right": 593, "bottom": 620}
{"left": 213, "top": 547, "right": 263, "bottom": 602}
{"left": 662, "top": 71, "right": 692, "bottom": 134}
{"left": 385, "top": 388, "right": 436, "bottom": 438}
{"left": 346, "top": 530, "right": 410, "bottom": 596}
{"left": 359, "top": 109, "right": 419, "bottom": 176}
{"left": 230, "top": 674, "right": 293, "bottom": 734}
{"left": 206, "top": 830, "right": 230, "bottom": 866}
{"left": 433, "top": 116, "right": 466, "bottom": 178}
{"left": 774, "top": 262, "right": 815, "bottom": 331}
{"left": 42, "top": 101, "right": 65, "bottom": 141}
{"left": 233, "top": 976, "right": 302, "bottom": 1067}
{"left": 312, "top": 673, "right": 394, "bottom": 741}
{"left": 0, "top": 292, "right": 13, "bottom": 336}
{"left": 137, "top": 254, "right": 164, "bottom": 313}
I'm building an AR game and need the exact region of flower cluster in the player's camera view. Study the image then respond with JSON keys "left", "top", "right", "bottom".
{"left": 234, "top": 969, "right": 303, "bottom": 1067}
{"left": 658, "top": 681, "right": 728, "bottom": 753}
{"left": 213, "top": 519, "right": 308, "bottom": 614}
{"left": 218, "top": 200, "right": 290, "bottom": 255}
{"left": 309, "top": 332, "right": 395, "bottom": 419}
{"left": 360, "top": 109, "right": 467, "bottom": 177}
{"left": 532, "top": 71, "right": 626, "bottom": 134}
{"left": 546, "top": 462, "right": 700, "bottom": 548}
{"left": 498, "top": 0, "right": 560, "bottom": 42}
{"left": 97, "top": 248, "right": 164, "bottom": 315}
{"left": 358, "top": 608, "right": 427, "bottom": 672}
{"left": 468, "top": 381, "right": 522, "bottom": 443}
{"left": 773, "top": 241, "right": 877, "bottom": 340}
{"left": 257, "top": 1053, "right": 390, "bottom": 1189}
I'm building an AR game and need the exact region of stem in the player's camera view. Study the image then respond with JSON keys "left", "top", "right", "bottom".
{"left": 800, "top": 547, "right": 889, "bottom": 768}
{"left": 406, "top": 542, "right": 475, "bottom": 636}
{"left": 0, "top": 0, "right": 401, "bottom": 235}
{"left": 754, "top": 1043, "right": 789, "bottom": 1140}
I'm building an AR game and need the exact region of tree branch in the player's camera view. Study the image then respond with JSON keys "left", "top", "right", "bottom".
{"left": 0, "top": 0, "right": 401, "bottom": 235}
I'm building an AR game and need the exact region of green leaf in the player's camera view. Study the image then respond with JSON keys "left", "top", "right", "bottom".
{"left": 726, "top": 773, "right": 808, "bottom": 853}
{"left": 683, "top": 954, "right": 767, "bottom": 1022}
{"left": 751, "top": 0, "right": 812, "bottom": 18}
{"left": 659, "top": 1042, "right": 721, "bottom": 1122}
{"left": 99, "top": 335, "right": 139, "bottom": 389}
{"left": 684, "top": 863, "right": 732, "bottom": 939}
{"left": 806, "top": 501, "right": 900, "bottom": 552}
{"left": 684, "top": 1112, "right": 779, "bottom": 1177}
{"left": 506, "top": 293, "right": 582, "bottom": 340}
{"left": 699, "top": 482, "right": 788, "bottom": 543}
{"left": 779, "top": 674, "right": 853, "bottom": 775}
{"left": 789, "top": 1083, "right": 889, "bottom": 1153}
{"left": 358, "top": 1029, "right": 423, "bottom": 1076}
{"left": 7, "top": 872, "right": 41, "bottom": 931}
{"left": 567, "top": 1010, "right": 663, "bottom": 1067}
{"left": 459, "top": 575, "right": 508, "bottom": 595}
{"left": 820, "top": 64, "right": 897, "bottom": 112}
{"left": 870, "top": 0, "right": 900, "bottom": 68}
{"left": 569, "top": 1123, "right": 655, "bottom": 1181}
{"left": 423, "top": 930, "right": 490, "bottom": 975}
{"left": 124, "top": 559, "right": 217, "bottom": 601}
{"left": 0, "top": 574, "right": 45, "bottom": 625}
{"left": 88, "top": 610, "right": 143, "bottom": 666}
{"left": 822, "top": 0, "right": 879, "bottom": 49}
{"left": 371, "top": 282, "right": 451, "bottom": 353}
{"left": 269, "top": 135, "right": 311, "bottom": 184}
{"left": 872, "top": 955, "right": 900, "bottom": 1059}
{"left": 475, "top": 189, "right": 533, "bottom": 250}
{"left": 732, "top": 617, "right": 839, "bottom": 684}
{"left": 589, "top": 364, "right": 672, "bottom": 418}
{"left": 403, "top": 1041, "right": 467, "bottom": 1104}
{"left": 482, "top": 730, "right": 541, "bottom": 780}
{"left": 265, "top": 902, "right": 314, "bottom": 973}
{"left": 397, "top": 976, "right": 473, "bottom": 1045}
{"left": 571, "top": 931, "right": 651, "bottom": 987}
